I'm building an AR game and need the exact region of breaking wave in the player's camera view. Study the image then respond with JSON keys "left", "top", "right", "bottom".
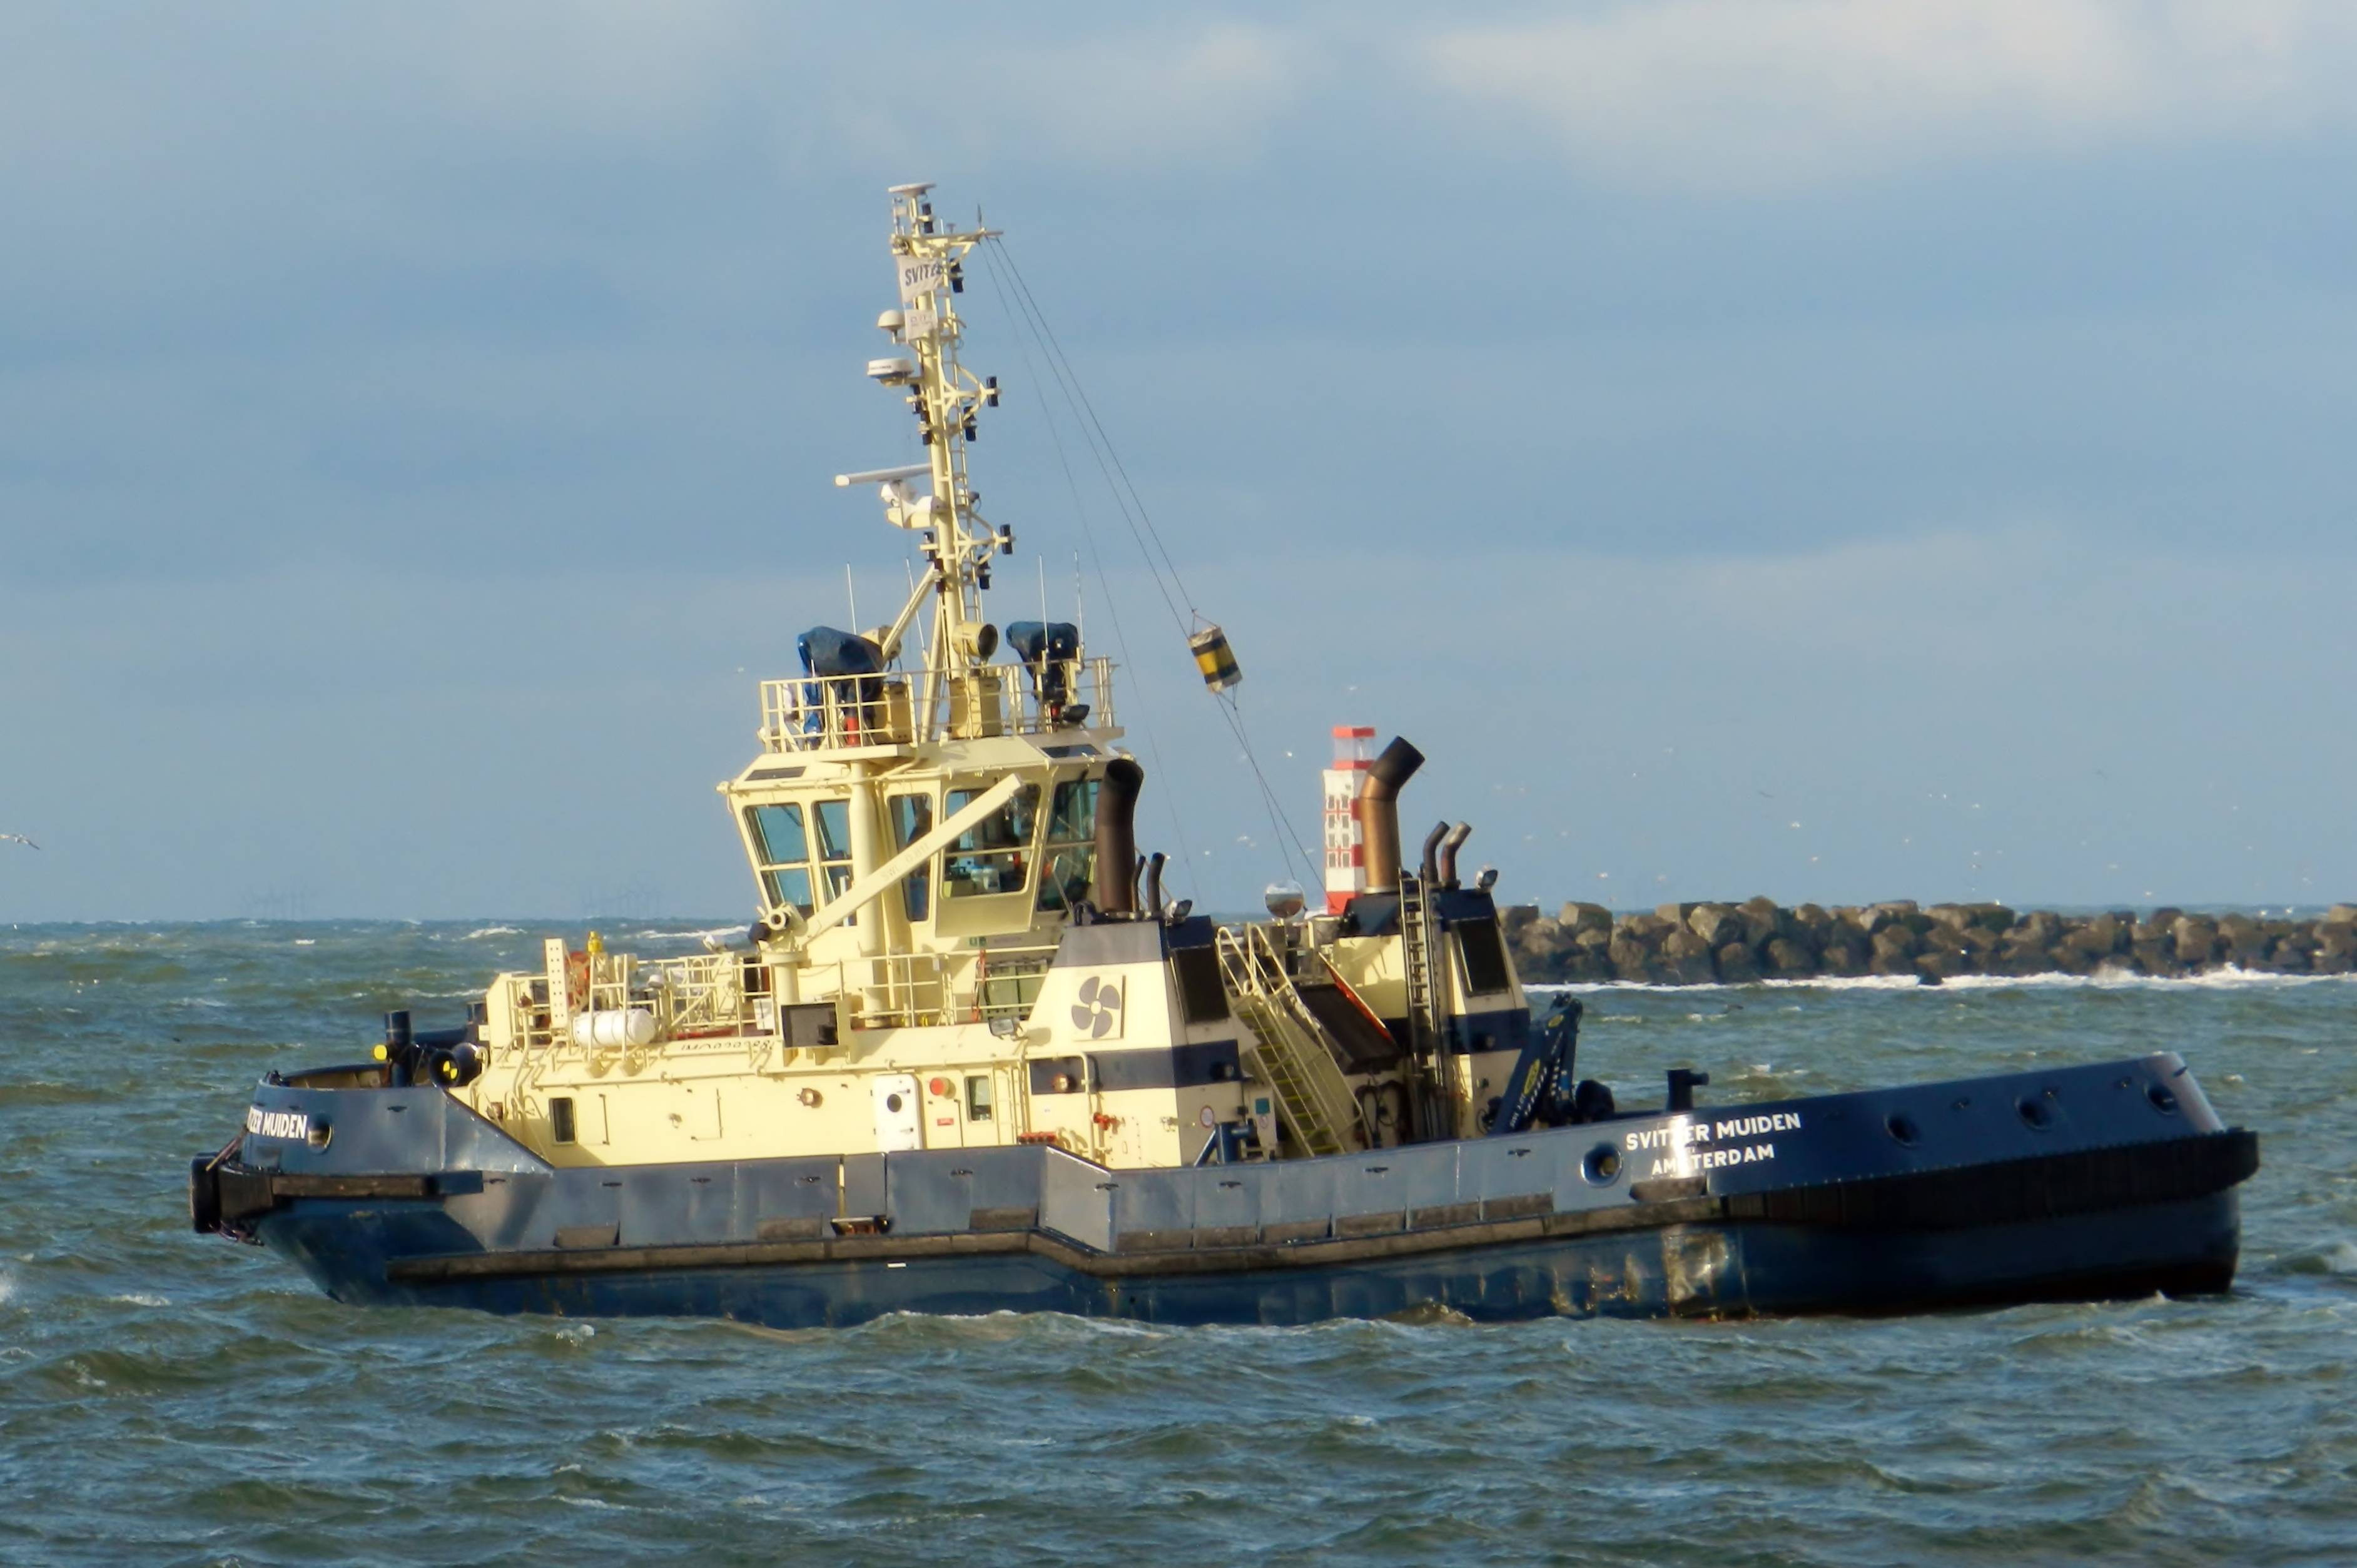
{"left": 1534, "top": 966, "right": 2357, "bottom": 996}
{"left": 625, "top": 926, "right": 746, "bottom": 943}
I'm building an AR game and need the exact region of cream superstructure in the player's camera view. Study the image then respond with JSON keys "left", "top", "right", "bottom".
{"left": 438, "top": 184, "right": 1533, "bottom": 1175}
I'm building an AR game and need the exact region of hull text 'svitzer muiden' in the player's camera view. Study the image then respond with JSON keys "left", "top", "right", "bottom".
{"left": 190, "top": 185, "right": 2257, "bottom": 1327}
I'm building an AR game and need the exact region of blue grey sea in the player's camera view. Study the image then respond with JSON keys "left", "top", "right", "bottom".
{"left": 3, "top": 920, "right": 2353, "bottom": 1567}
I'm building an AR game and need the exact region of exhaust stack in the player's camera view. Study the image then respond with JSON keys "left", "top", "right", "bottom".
{"left": 1418, "top": 821, "right": 1450, "bottom": 887}
{"left": 1437, "top": 822, "right": 1472, "bottom": 888}
{"left": 1093, "top": 759, "right": 1144, "bottom": 914}
{"left": 1355, "top": 737, "right": 1425, "bottom": 894}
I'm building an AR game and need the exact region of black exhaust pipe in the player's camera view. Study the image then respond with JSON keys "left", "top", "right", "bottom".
{"left": 384, "top": 1008, "right": 414, "bottom": 1087}
{"left": 1093, "top": 758, "right": 1144, "bottom": 914}
{"left": 1356, "top": 737, "right": 1425, "bottom": 893}
{"left": 1438, "top": 822, "right": 1472, "bottom": 889}
{"left": 1144, "top": 851, "right": 1167, "bottom": 919}
{"left": 1418, "top": 821, "right": 1450, "bottom": 887}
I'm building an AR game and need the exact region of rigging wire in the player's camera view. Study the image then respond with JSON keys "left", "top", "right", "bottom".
{"left": 975, "top": 246, "right": 1200, "bottom": 895}
{"left": 983, "top": 236, "right": 1321, "bottom": 891}
{"left": 980, "top": 242, "right": 1315, "bottom": 891}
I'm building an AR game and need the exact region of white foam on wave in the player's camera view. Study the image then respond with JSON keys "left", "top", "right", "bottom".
{"left": 626, "top": 926, "right": 744, "bottom": 943}
{"left": 0, "top": 1267, "right": 15, "bottom": 1306}
{"left": 466, "top": 925, "right": 524, "bottom": 939}
{"left": 1532, "top": 966, "right": 2357, "bottom": 996}
{"left": 110, "top": 1291, "right": 168, "bottom": 1307}
{"left": 2318, "top": 1240, "right": 2357, "bottom": 1274}
{"left": 291, "top": 938, "right": 315, "bottom": 947}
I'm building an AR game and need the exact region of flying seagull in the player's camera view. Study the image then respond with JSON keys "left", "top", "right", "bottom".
{"left": 2, "top": 834, "right": 39, "bottom": 849}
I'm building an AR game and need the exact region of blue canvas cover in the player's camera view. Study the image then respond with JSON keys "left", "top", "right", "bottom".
{"left": 796, "top": 626, "right": 885, "bottom": 677}
{"left": 1006, "top": 620, "right": 1079, "bottom": 707}
{"left": 794, "top": 627, "right": 886, "bottom": 732}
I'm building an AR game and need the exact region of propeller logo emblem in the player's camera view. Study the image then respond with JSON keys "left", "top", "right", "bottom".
{"left": 1071, "top": 976, "right": 1123, "bottom": 1040}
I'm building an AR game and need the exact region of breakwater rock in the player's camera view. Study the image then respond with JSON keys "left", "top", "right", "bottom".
{"left": 1502, "top": 899, "right": 2357, "bottom": 985}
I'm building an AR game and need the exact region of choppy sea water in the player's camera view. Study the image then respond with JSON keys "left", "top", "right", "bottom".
{"left": 2, "top": 920, "right": 2353, "bottom": 1567}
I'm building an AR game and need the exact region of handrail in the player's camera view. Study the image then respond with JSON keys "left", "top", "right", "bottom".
{"left": 758, "top": 656, "right": 1115, "bottom": 753}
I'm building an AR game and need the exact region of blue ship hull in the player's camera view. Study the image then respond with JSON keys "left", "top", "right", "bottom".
{"left": 251, "top": 1193, "right": 2240, "bottom": 1329}
{"left": 198, "top": 1053, "right": 2256, "bottom": 1328}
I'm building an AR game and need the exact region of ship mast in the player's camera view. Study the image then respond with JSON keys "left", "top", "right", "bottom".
{"left": 847, "top": 182, "right": 1006, "bottom": 714}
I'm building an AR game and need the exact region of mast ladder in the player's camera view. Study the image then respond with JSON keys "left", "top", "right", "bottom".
{"left": 1399, "top": 873, "right": 1453, "bottom": 1138}
{"left": 1214, "top": 925, "right": 1362, "bottom": 1158}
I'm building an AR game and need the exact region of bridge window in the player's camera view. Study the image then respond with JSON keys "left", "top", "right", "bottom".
{"left": 889, "top": 793, "right": 933, "bottom": 920}
{"left": 747, "top": 799, "right": 861, "bottom": 923}
{"left": 1037, "top": 777, "right": 1098, "bottom": 911}
{"left": 812, "top": 799, "right": 855, "bottom": 901}
{"left": 746, "top": 804, "right": 814, "bottom": 914}
{"left": 942, "top": 784, "right": 1038, "bottom": 899}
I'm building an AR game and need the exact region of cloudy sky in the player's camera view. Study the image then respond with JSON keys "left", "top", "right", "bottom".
{"left": 3, "top": 1, "right": 2353, "bottom": 922}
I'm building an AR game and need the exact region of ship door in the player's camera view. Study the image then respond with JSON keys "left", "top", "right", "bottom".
{"left": 872, "top": 1073, "right": 922, "bottom": 1152}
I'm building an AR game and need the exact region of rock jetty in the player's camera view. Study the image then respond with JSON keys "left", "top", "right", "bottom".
{"left": 1502, "top": 899, "right": 2357, "bottom": 985}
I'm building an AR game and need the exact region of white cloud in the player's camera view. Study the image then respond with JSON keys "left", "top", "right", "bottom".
{"left": 1419, "top": 0, "right": 2357, "bottom": 192}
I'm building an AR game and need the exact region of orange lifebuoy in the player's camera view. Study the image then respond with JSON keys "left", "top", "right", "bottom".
{"left": 565, "top": 951, "right": 589, "bottom": 1008}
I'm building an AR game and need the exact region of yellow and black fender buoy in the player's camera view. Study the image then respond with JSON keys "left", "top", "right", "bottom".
{"left": 1187, "top": 624, "right": 1241, "bottom": 693}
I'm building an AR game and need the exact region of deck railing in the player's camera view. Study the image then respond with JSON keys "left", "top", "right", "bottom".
{"left": 495, "top": 949, "right": 764, "bottom": 1054}
{"left": 494, "top": 938, "right": 1067, "bottom": 1052}
{"left": 832, "top": 941, "right": 1060, "bottom": 1030}
{"left": 758, "top": 657, "right": 1115, "bottom": 753}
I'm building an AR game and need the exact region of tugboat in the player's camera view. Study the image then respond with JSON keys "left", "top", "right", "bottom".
{"left": 191, "top": 185, "right": 2257, "bottom": 1327}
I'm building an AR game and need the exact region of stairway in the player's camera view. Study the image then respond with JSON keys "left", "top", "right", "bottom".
{"left": 1214, "top": 924, "right": 1364, "bottom": 1158}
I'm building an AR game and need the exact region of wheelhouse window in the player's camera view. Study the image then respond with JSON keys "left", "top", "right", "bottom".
{"left": 746, "top": 804, "right": 814, "bottom": 914}
{"left": 942, "top": 782, "right": 1038, "bottom": 899}
{"left": 1037, "top": 777, "right": 1099, "bottom": 911}
{"left": 889, "top": 792, "right": 933, "bottom": 919}
{"left": 812, "top": 799, "right": 855, "bottom": 901}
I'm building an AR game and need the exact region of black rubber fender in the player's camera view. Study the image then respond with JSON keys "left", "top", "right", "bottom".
{"left": 189, "top": 1155, "right": 221, "bottom": 1235}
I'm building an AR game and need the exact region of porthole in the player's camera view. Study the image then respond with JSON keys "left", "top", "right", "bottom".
{"left": 1885, "top": 1113, "right": 1920, "bottom": 1147}
{"left": 2147, "top": 1083, "right": 2180, "bottom": 1116}
{"left": 1583, "top": 1143, "right": 1622, "bottom": 1185}
{"left": 2016, "top": 1095, "right": 2052, "bottom": 1131}
{"left": 885, "top": 1092, "right": 905, "bottom": 1113}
